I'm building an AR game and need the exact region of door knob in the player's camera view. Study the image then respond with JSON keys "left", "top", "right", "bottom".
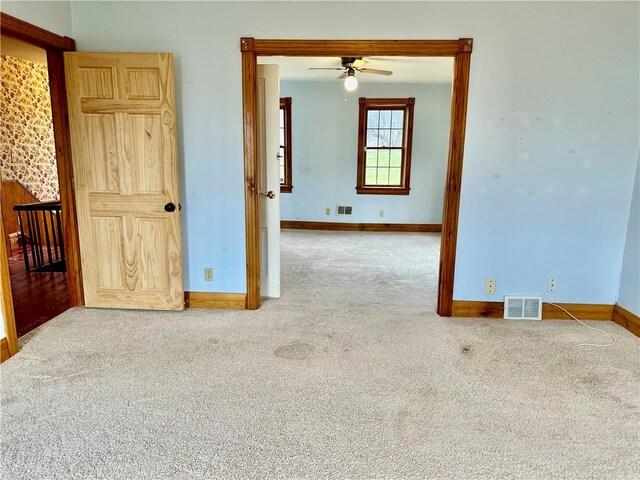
{"left": 261, "top": 191, "right": 275, "bottom": 199}
{"left": 164, "top": 202, "right": 176, "bottom": 212}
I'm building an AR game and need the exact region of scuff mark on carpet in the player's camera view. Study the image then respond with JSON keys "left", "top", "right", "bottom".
{"left": 274, "top": 342, "right": 315, "bottom": 360}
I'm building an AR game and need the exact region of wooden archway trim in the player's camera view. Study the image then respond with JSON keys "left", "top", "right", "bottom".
{"left": 241, "top": 37, "right": 472, "bottom": 315}
{"left": 0, "top": 13, "right": 75, "bottom": 50}
{"left": 247, "top": 39, "right": 466, "bottom": 57}
{"left": 1, "top": 13, "right": 82, "bottom": 359}
{"left": 439, "top": 44, "right": 472, "bottom": 316}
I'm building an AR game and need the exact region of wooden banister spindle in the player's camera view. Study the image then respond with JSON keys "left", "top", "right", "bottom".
{"left": 13, "top": 202, "right": 65, "bottom": 272}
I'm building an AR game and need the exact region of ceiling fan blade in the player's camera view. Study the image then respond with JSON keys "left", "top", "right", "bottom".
{"left": 358, "top": 68, "right": 393, "bottom": 76}
{"left": 337, "top": 72, "right": 347, "bottom": 80}
{"left": 308, "top": 67, "right": 345, "bottom": 71}
{"left": 352, "top": 59, "right": 366, "bottom": 68}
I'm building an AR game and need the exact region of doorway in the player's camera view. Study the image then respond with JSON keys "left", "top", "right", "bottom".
{"left": 257, "top": 55, "right": 454, "bottom": 309}
{"left": 0, "top": 13, "right": 83, "bottom": 360}
{"left": 241, "top": 38, "right": 473, "bottom": 315}
{"left": 0, "top": 36, "right": 70, "bottom": 336}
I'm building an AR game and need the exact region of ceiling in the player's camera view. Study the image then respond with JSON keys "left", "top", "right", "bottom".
{"left": 258, "top": 56, "right": 453, "bottom": 85}
{"left": 1, "top": 36, "right": 47, "bottom": 65}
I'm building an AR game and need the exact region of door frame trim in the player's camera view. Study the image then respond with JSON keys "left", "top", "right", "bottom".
{"left": 0, "top": 211, "right": 18, "bottom": 357}
{"left": 0, "top": 13, "right": 83, "bottom": 357}
{"left": 240, "top": 38, "right": 472, "bottom": 315}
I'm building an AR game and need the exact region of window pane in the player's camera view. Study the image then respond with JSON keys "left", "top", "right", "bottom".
{"left": 367, "top": 110, "right": 379, "bottom": 128}
{"left": 391, "top": 110, "right": 404, "bottom": 128}
{"left": 377, "top": 129, "right": 390, "bottom": 147}
{"left": 279, "top": 100, "right": 292, "bottom": 190}
{"left": 390, "top": 150, "right": 402, "bottom": 167}
{"left": 390, "top": 129, "right": 402, "bottom": 147}
{"left": 378, "top": 150, "right": 390, "bottom": 167}
{"left": 366, "top": 129, "right": 378, "bottom": 147}
{"left": 366, "top": 150, "right": 378, "bottom": 167}
{"left": 358, "top": 101, "right": 412, "bottom": 192}
{"left": 365, "top": 167, "right": 377, "bottom": 185}
{"left": 377, "top": 167, "right": 390, "bottom": 185}
{"left": 389, "top": 167, "right": 401, "bottom": 185}
{"left": 379, "top": 110, "right": 391, "bottom": 128}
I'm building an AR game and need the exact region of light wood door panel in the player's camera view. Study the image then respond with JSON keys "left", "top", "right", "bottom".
{"left": 65, "top": 53, "right": 183, "bottom": 310}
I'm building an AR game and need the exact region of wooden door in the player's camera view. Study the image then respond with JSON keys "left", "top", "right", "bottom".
{"left": 257, "top": 65, "right": 281, "bottom": 298}
{"left": 64, "top": 53, "right": 183, "bottom": 310}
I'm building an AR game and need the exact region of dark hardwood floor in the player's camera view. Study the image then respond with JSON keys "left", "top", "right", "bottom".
{"left": 8, "top": 243, "right": 70, "bottom": 337}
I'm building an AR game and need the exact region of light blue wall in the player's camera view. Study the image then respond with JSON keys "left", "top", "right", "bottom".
{"left": 7, "top": 1, "right": 638, "bottom": 303}
{"left": 1, "top": 1, "right": 72, "bottom": 38}
{"left": 617, "top": 155, "right": 639, "bottom": 316}
{"left": 279, "top": 80, "right": 451, "bottom": 224}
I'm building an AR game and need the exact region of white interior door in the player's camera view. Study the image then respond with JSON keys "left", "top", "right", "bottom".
{"left": 257, "top": 65, "right": 281, "bottom": 298}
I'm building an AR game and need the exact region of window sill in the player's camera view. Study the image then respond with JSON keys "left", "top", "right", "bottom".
{"left": 280, "top": 185, "right": 293, "bottom": 193}
{"left": 356, "top": 186, "right": 410, "bottom": 195}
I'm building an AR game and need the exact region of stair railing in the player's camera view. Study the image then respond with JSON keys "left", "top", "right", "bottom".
{"left": 13, "top": 200, "right": 66, "bottom": 273}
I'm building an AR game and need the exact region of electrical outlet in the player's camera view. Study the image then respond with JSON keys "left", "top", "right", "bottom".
{"left": 204, "top": 267, "right": 214, "bottom": 282}
{"left": 547, "top": 278, "right": 557, "bottom": 292}
{"left": 379, "top": 210, "right": 384, "bottom": 218}
{"left": 485, "top": 278, "right": 496, "bottom": 294}
{"left": 325, "top": 208, "right": 331, "bottom": 215}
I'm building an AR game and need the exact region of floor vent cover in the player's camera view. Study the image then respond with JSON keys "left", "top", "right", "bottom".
{"left": 336, "top": 205, "right": 353, "bottom": 215}
{"left": 504, "top": 296, "right": 542, "bottom": 320}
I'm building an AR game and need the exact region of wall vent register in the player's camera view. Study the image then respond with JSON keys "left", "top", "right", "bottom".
{"left": 504, "top": 296, "right": 542, "bottom": 320}
{"left": 336, "top": 205, "right": 353, "bottom": 216}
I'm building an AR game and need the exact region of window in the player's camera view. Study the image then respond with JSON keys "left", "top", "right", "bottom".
{"left": 279, "top": 97, "right": 292, "bottom": 193}
{"left": 356, "top": 97, "right": 415, "bottom": 195}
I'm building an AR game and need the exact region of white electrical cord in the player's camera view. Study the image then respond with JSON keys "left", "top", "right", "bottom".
{"left": 545, "top": 302, "right": 616, "bottom": 349}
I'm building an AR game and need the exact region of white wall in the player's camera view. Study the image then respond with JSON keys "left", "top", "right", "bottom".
{"left": 617, "top": 155, "right": 639, "bottom": 316}
{"left": 6, "top": 1, "right": 637, "bottom": 303}
{"left": 1, "top": 1, "right": 72, "bottom": 38}
{"left": 279, "top": 80, "right": 451, "bottom": 224}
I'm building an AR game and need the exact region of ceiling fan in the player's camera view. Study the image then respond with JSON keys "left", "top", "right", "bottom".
{"left": 309, "top": 57, "right": 393, "bottom": 91}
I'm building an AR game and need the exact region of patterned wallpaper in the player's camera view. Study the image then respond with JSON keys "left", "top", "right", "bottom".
{"left": 0, "top": 55, "right": 59, "bottom": 201}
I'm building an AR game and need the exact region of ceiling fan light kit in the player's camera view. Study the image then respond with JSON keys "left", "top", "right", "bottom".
{"left": 308, "top": 57, "right": 393, "bottom": 92}
{"left": 344, "top": 69, "right": 358, "bottom": 92}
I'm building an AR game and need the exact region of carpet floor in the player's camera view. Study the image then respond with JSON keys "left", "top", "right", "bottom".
{"left": 1, "top": 231, "right": 639, "bottom": 479}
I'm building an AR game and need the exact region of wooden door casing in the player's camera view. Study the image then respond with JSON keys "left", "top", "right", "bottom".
{"left": 241, "top": 38, "right": 473, "bottom": 314}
